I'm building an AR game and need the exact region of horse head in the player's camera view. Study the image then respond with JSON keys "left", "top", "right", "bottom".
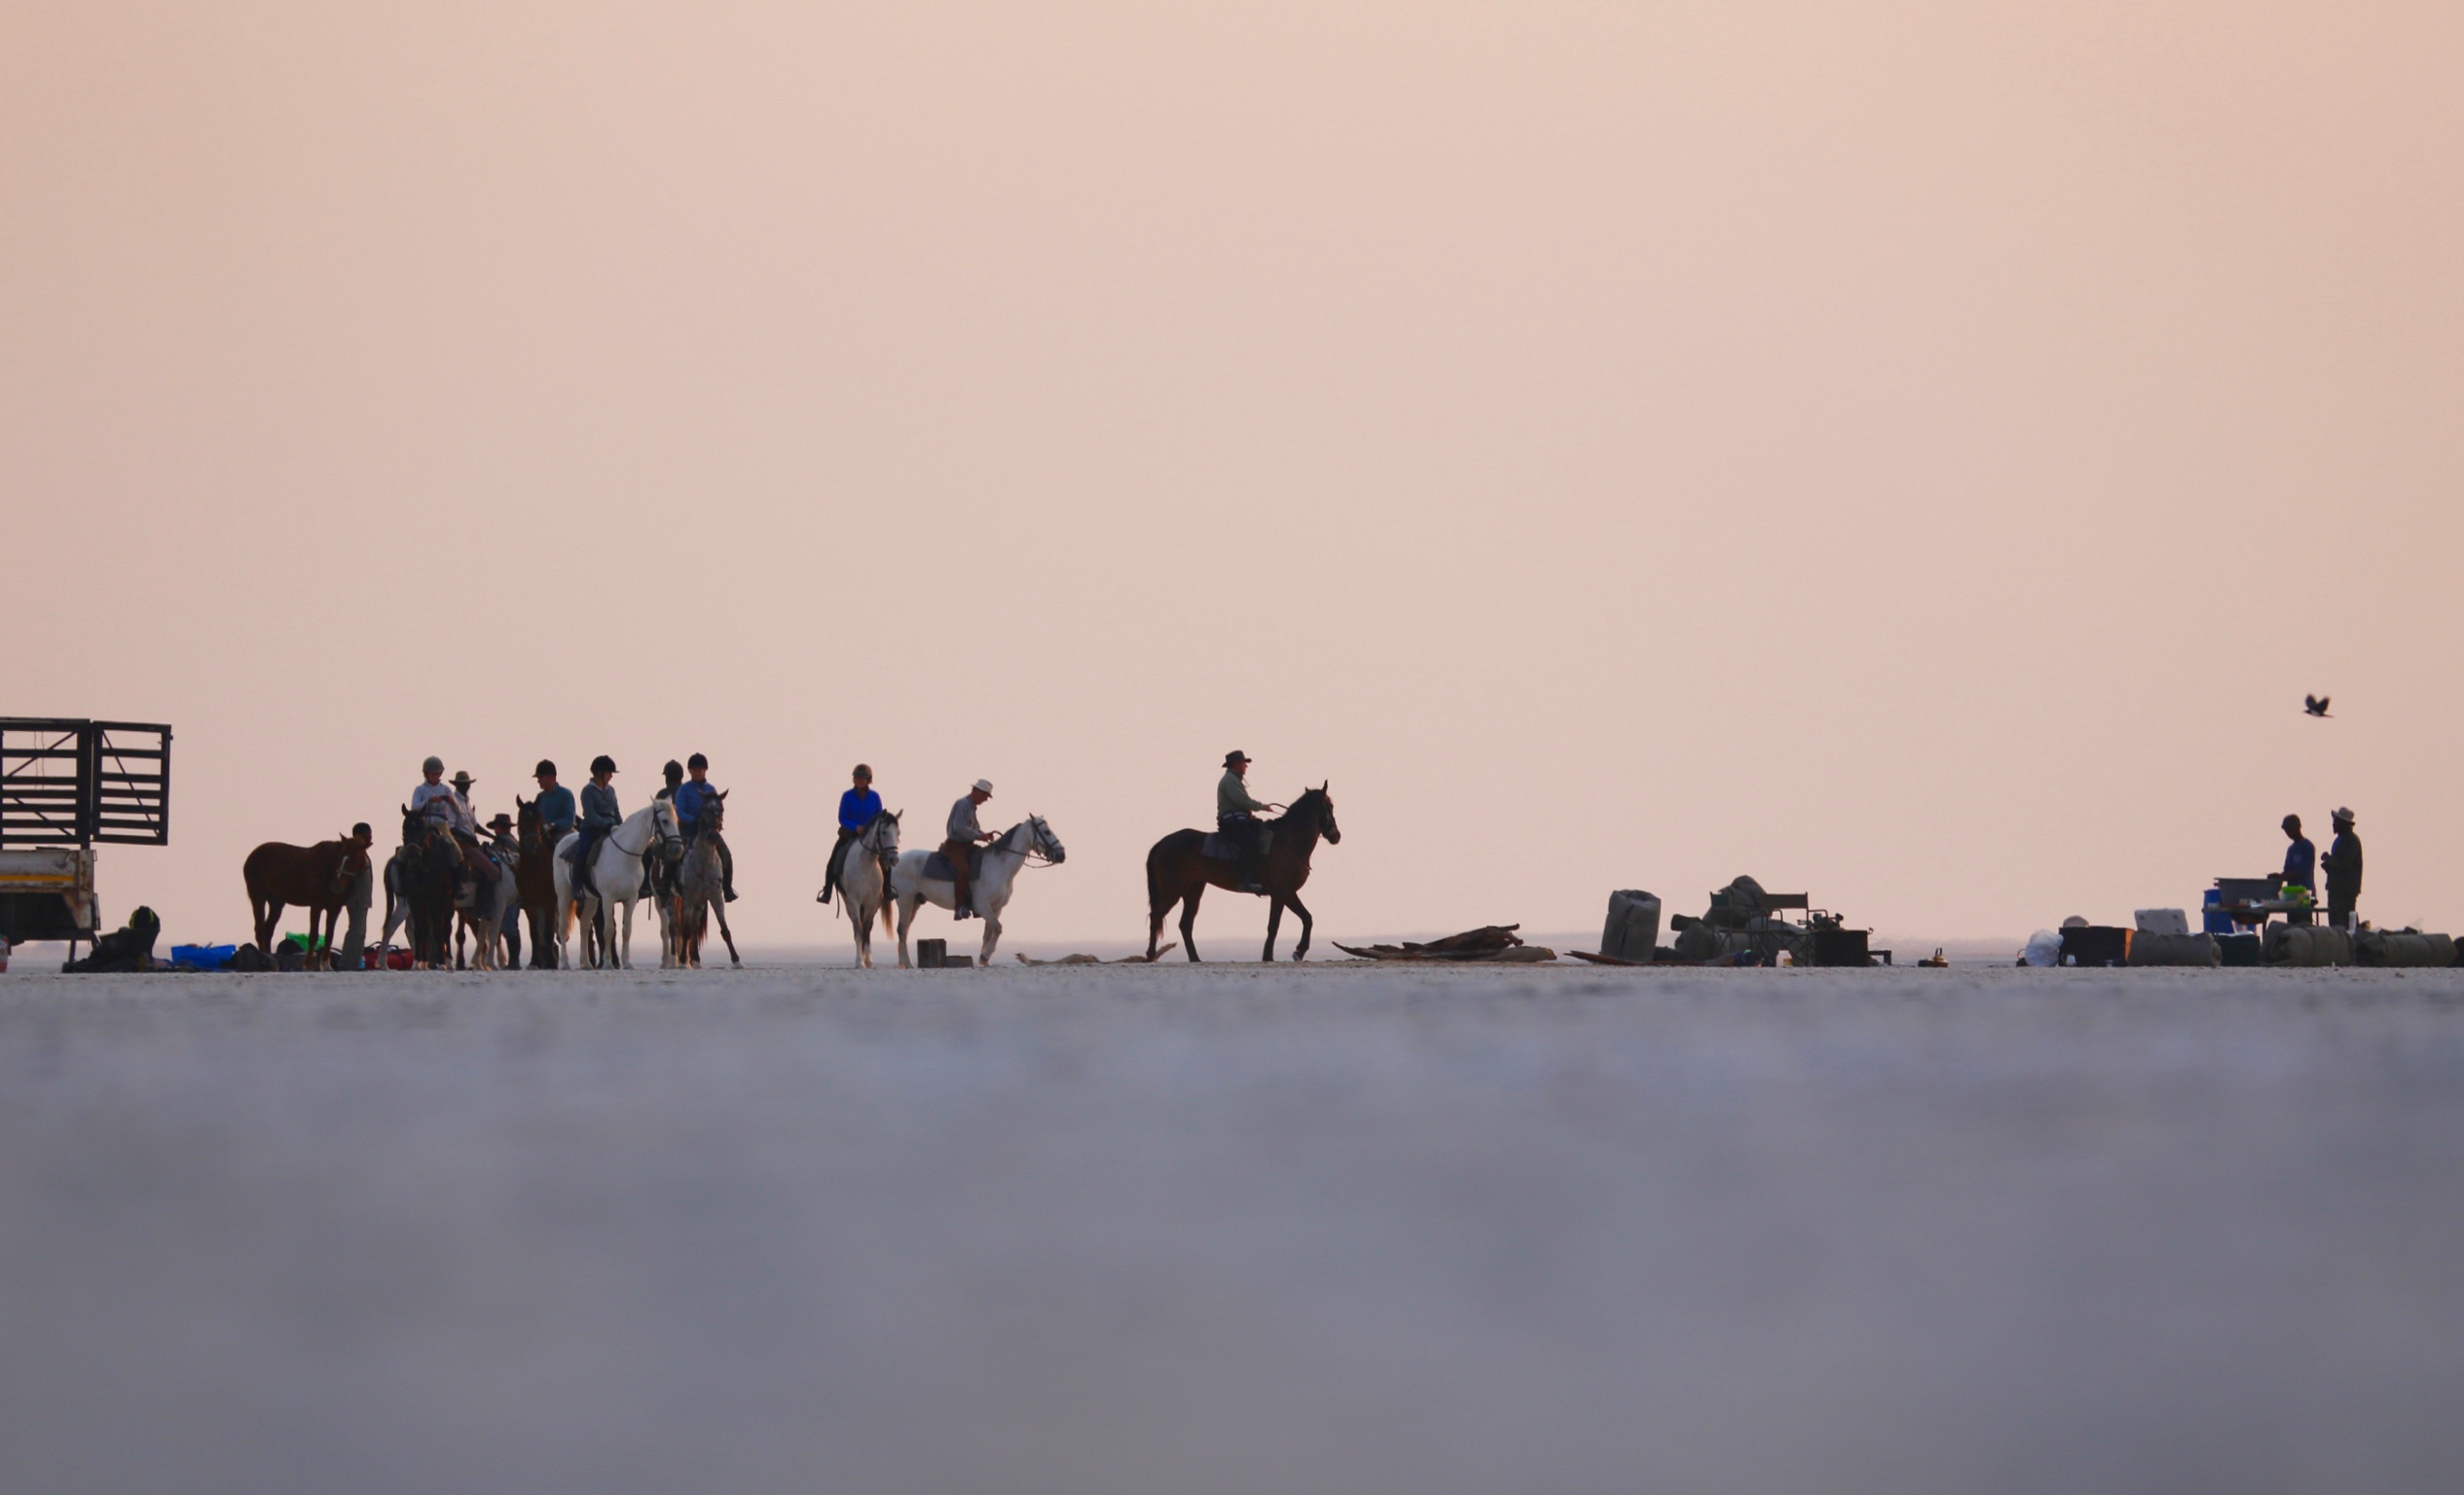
{"left": 699, "top": 791, "right": 726, "bottom": 836}
{"left": 865, "top": 808, "right": 901, "bottom": 857}
{"left": 651, "top": 797, "right": 685, "bottom": 860}
{"left": 516, "top": 797, "right": 544, "bottom": 853}
{"left": 1027, "top": 814, "right": 1066, "bottom": 864}
{"left": 1299, "top": 784, "right": 1339, "bottom": 844}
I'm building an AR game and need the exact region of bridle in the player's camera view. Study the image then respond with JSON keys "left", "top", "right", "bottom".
{"left": 1009, "top": 817, "right": 1064, "bottom": 869}
{"left": 609, "top": 802, "right": 683, "bottom": 863}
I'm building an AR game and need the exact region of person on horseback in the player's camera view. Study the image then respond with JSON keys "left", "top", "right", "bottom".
{"left": 571, "top": 755, "right": 621, "bottom": 899}
{"left": 533, "top": 760, "right": 575, "bottom": 839}
{"left": 412, "top": 759, "right": 500, "bottom": 886}
{"left": 1217, "top": 750, "right": 1283, "bottom": 894}
{"left": 674, "top": 753, "right": 736, "bottom": 902}
{"left": 484, "top": 812, "right": 523, "bottom": 965}
{"left": 821, "top": 763, "right": 881, "bottom": 905}
{"left": 943, "top": 779, "right": 996, "bottom": 920}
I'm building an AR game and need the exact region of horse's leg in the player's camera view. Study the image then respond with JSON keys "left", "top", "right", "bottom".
{"left": 1284, "top": 891, "right": 1314, "bottom": 961}
{"left": 713, "top": 896, "right": 740, "bottom": 967}
{"left": 1180, "top": 882, "right": 1204, "bottom": 963}
{"left": 979, "top": 902, "right": 1000, "bottom": 967}
{"left": 896, "top": 896, "right": 916, "bottom": 969}
{"left": 254, "top": 898, "right": 280, "bottom": 955}
{"left": 1264, "top": 896, "right": 1285, "bottom": 963}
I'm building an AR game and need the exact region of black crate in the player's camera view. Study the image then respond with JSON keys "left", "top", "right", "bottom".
{"left": 2217, "top": 933, "right": 2262, "bottom": 967}
{"left": 1810, "top": 928, "right": 1870, "bottom": 967}
{"left": 2058, "top": 926, "right": 2130, "bottom": 967}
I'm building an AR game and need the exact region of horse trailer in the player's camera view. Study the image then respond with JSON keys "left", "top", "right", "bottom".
{"left": 1, "top": 718, "right": 171, "bottom": 963}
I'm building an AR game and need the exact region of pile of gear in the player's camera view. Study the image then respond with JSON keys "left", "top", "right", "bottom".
{"left": 1666, "top": 877, "right": 1874, "bottom": 966}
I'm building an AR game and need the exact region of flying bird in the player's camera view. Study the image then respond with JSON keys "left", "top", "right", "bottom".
{"left": 2304, "top": 694, "right": 2332, "bottom": 718}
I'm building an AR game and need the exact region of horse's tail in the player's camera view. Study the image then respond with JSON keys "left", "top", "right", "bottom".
{"left": 1146, "top": 843, "right": 1172, "bottom": 919}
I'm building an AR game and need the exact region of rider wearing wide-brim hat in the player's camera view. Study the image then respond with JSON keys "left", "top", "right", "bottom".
{"left": 1217, "top": 751, "right": 1284, "bottom": 894}
{"left": 943, "top": 779, "right": 997, "bottom": 920}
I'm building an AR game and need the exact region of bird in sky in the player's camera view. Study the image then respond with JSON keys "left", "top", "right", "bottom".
{"left": 2304, "top": 694, "right": 2332, "bottom": 718}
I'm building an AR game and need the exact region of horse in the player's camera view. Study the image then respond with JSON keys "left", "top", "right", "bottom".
{"left": 242, "top": 829, "right": 374, "bottom": 968}
{"left": 891, "top": 816, "right": 1065, "bottom": 969}
{"left": 380, "top": 805, "right": 462, "bottom": 968}
{"left": 514, "top": 797, "right": 562, "bottom": 967}
{"left": 827, "top": 809, "right": 901, "bottom": 968}
{"left": 551, "top": 799, "right": 682, "bottom": 969}
{"left": 452, "top": 840, "right": 521, "bottom": 970}
{"left": 1146, "top": 784, "right": 1340, "bottom": 962}
{"left": 671, "top": 791, "right": 742, "bottom": 968}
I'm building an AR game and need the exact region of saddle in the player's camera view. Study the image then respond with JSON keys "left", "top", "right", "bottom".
{"left": 923, "top": 845, "right": 988, "bottom": 883}
{"left": 1200, "top": 823, "right": 1269, "bottom": 862}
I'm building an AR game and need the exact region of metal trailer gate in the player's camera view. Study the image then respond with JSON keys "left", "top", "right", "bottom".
{"left": 1, "top": 718, "right": 171, "bottom": 957}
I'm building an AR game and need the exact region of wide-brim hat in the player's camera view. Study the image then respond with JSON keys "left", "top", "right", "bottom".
{"left": 1223, "top": 750, "right": 1250, "bottom": 767}
{"left": 973, "top": 779, "right": 994, "bottom": 795}
{"left": 485, "top": 813, "right": 513, "bottom": 830}
{"left": 2333, "top": 806, "right": 2356, "bottom": 823}
{"left": 450, "top": 771, "right": 476, "bottom": 789}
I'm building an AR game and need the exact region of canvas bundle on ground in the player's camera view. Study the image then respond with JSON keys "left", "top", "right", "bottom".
{"left": 2264, "top": 924, "right": 2353, "bottom": 967}
{"left": 1599, "top": 891, "right": 1661, "bottom": 963}
{"left": 2127, "top": 931, "right": 2221, "bottom": 967}
{"left": 2356, "top": 930, "right": 2455, "bottom": 968}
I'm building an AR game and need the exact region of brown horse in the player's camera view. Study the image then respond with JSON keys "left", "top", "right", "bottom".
{"left": 1146, "top": 784, "right": 1340, "bottom": 962}
{"left": 243, "top": 829, "right": 375, "bottom": 968}
{"left": 514, "top": 797, "right": 562, "bottom": 968}
{"left": 383, "top": 805, "right": 462, "bottom": 969}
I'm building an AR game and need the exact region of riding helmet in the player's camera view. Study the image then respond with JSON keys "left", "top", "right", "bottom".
{"left": 423, "top": 755, "right": 445, "bottom": 774}
{"left": 535, "top": 759, "right": 558, "bottom": 778}
{"left": 687, "top": 752, "right": 708, "bottom": 771}
{"left": 591, "top": 754, "right": 617, "bottom": 775}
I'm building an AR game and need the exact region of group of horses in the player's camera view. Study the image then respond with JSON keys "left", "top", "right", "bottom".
{"left": 241, "top": 793, "right": 738, "bottom": 972}
{"left": 237, "top": 781, "right": 1342, "bottom": 971}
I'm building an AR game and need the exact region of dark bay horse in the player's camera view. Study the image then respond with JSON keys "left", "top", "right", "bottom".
{"left": 385, "top": 806, "right": 461, "bottom": 969}
{"left": 1146, "top": 784, "right": 1340, "bottom": 962}
{"left": 243, "top": 828, "right": 375, "bottom": 967}
{"left": 514, "top": 797, "right": 561, "bottom": 968}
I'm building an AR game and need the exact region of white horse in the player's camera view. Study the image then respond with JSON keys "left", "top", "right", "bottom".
{"left": 825, "top": 810, "right": 901, "bottom": 968}
{"left": 551, "top": 800, "right": 682, "bottom": 969}
{"left": 892, "top": 816, "right": 1065, "bottom": 968}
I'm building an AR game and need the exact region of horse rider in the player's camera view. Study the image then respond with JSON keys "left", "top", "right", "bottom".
{"left": 533, "top": 760, "right": 575, "bottom": 841}
{"left": 821, "top": 764, "right": 882, "bottom": 905}
{"left": 484, "top": 812, "right": 524, "bottom": 964}
{"left": 1217, "top": 750, "right": 1283, "bottom": 894}
{"left": 570, "top": 755, "right": 622, "bottom": 899}
{"left": 412, "top": 758, "right": 500, "bottom": 886}
{"left": 943, "top": 779, "right": 997, "bottom": 919}
{"left": 674, "top": 752, "right": 736, "bottom": 902}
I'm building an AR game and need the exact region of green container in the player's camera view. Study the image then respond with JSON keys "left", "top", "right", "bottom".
{"left": 279, "top": 932, "right": 330, "bottom": 953}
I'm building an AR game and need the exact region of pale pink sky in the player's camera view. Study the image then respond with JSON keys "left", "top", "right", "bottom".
{"left": 7, "top": 3, "right": 2460, "bottom": 950}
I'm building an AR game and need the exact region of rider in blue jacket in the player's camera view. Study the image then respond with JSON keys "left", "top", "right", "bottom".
{"left": 821, "top": 764, "right": 882, "bottom": 904}
{"left": 674, "top": 753, "right": 735, "bottom": 901}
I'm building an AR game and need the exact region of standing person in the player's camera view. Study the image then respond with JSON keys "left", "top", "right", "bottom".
{"left": 942, "top": 780, "right": 996, "bottom": 919}
{"left": 821, "top": 764, "right": 881, "bottom": 904}
{"left": 674, "top": 753, "right": 735, "bottom": 901}
{"left": 1216, "top": 750, "right": 1283, "bottom": 894}
{"left": 573, "top": 756, "right": 622, "bottom": 899}
{"left": 2280, "top": 814, "right": 2316, "bottom": 926}
{"left": 2323, "top": 807, "right": 2364, "bottom": 930}
{"left": 533, "top": 761, "right": 575, "bottom": 840}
